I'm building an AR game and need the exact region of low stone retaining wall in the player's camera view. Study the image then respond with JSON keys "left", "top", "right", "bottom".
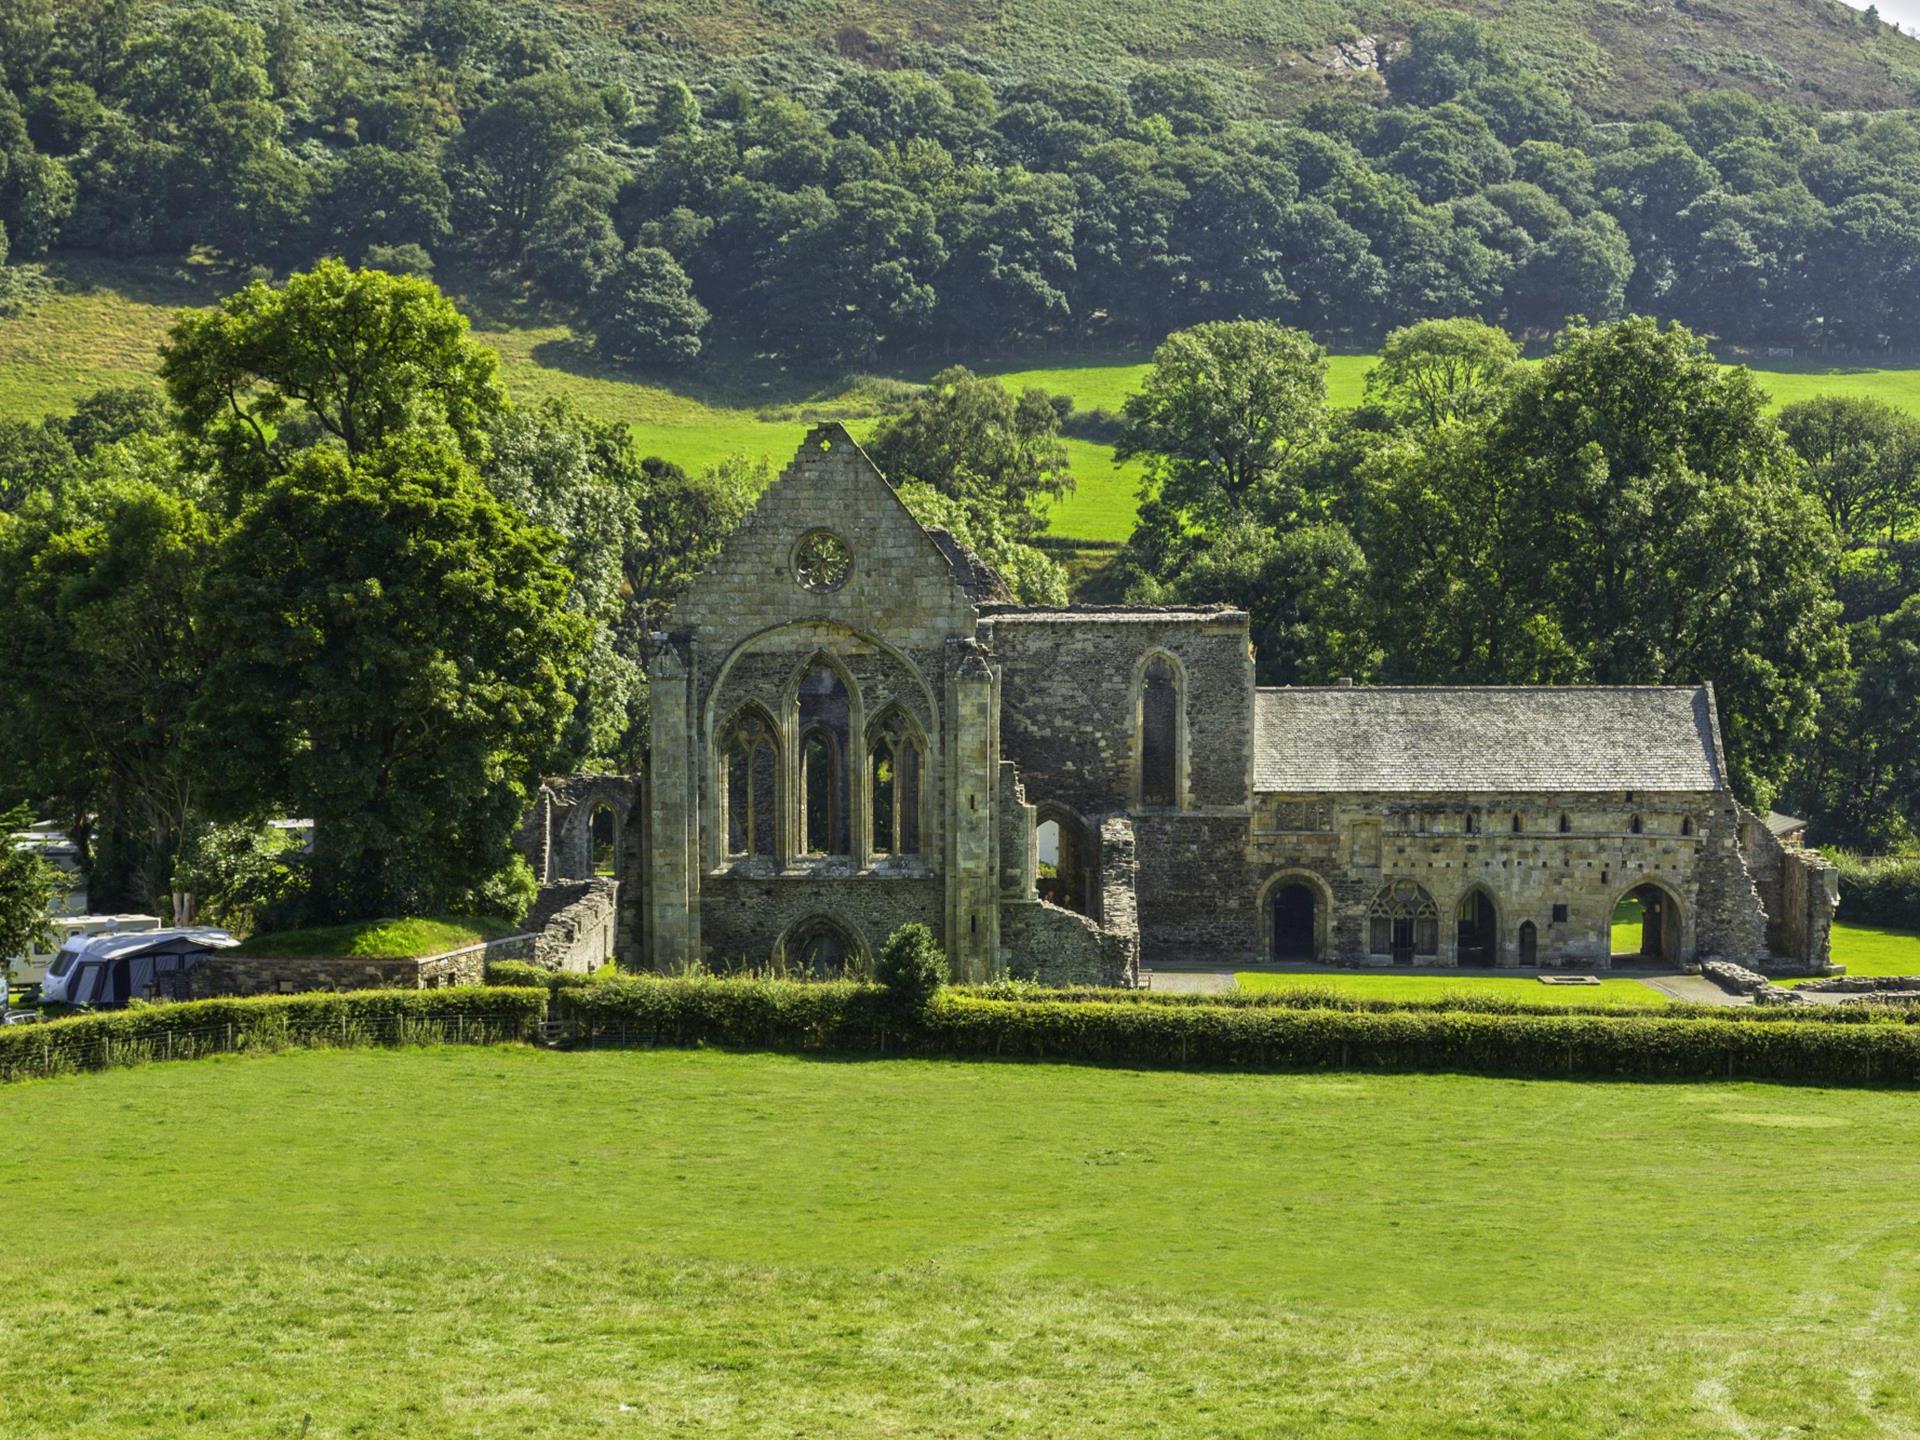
{"left": 192, "top": 933, "right": 534, "bottom": 997}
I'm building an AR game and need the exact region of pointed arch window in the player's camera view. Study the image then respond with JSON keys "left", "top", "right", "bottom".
{"left": 1139, "top": 655, "right": 1181, "bottom": 808}
{"left": 722, "top": 709, "right": 778, "bottom": 859}
{"left": 869, "top": 712, "right": 923, "bottom": 857}
{"left": 798, "top": 661, "right": 852, "bottom": 855}
{"left": 1368, "top": 879, "right": 1439, "bottom": 963}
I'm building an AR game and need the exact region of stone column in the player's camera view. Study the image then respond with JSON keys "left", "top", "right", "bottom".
{"left": 647, "top": 636, "right": 701, "bottom": 971}
{"left": 944, "top": 639, "right": 999, "bottom": 981}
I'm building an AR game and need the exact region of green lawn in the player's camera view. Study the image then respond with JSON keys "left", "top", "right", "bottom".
{"left": 1773, "top": 920, "right": 1920, "bottom": 985}
{"left": 233, "top": 914, "right": 519, "bottom": 959}
{"left": 4, "top": 1046, "right": 1920, "bottom": 1436}
{"left": 1233, "top": 970, "right": 1670, "bottom": 1006}
{"left": 12, "top": 260, "right": 1920, "bottom": 545}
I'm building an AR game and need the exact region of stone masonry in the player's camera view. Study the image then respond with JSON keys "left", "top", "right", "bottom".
{"left": 623, "top": 427, "right": 1826, "bottom": 981}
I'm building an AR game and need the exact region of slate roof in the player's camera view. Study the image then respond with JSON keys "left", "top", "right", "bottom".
{"left": 1253, "top": 686, "right": 1725, "bottom": 794}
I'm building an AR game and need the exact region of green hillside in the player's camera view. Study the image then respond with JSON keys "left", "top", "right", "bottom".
{"left": 213, "top": 0, "right": 1920, "bottom": 117}
{"left": 10, "top": 259, "right": 1920, "bottom": 543}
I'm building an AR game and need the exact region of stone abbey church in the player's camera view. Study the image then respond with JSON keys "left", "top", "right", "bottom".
{"left": 537, "top": 425, "right": 1836, "bottom": 983}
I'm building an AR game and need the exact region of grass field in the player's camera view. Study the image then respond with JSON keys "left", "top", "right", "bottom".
{"left": 4, "top": 1045, "right": 1920, "bottom": 1436}
{"left": 233, "top": 914, "right": 518, "bottom": 959}
{"left": 1778, "top": 920, "right": 1920, "bottom": 984}
{"left": 1232, "top": 971, "right": 1670, "bottom": 1005}
{"left": 11, "top": 261, "right": 1920, "bottom": 543}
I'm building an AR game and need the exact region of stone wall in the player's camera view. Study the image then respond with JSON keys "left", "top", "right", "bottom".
{"left": 191, "top": 933, "right": 534, "bottom": 997}
{"left": 699, "top": 874, "right": 944, "bottom": 972}
{"left": 1002, "top": 899, "right": 1129, "bottom": 986}
{"left": 1737, "top": 807, "right": 1838, "bottom": 972}
{"left": 983, "top": 608, "right": 1254, "bottom": 818}
{"left": 530, "top": 878, "right": 618, "bottom": 974}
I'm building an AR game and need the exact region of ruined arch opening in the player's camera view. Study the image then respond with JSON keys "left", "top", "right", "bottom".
{"left": 778, "top": 914, "right": 868, "bottom": 979}
{"left": 1369, "top": 879, "right": 1439, "bottom": 965}
{"left": 1036, "top": 807, "right": 1093, "bottom": 915}
{"left": 1455, "top": 887, "right": 1497, "bottom": 966}
{"left": 1611, "top": 882, "right": 1683, "bottom": 966}
{"left": 588, "top": 803, "right": 618, "bottom": 876}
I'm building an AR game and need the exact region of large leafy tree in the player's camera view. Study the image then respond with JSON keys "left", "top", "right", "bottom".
{"left": 1778, "top": 395, "right": 1920, "bottom": 547}
{"left": 0, "top": 803, "right": 63, "bottom": 983}
{"left": 449, "top": 71, "right": 607, "bottom": 261}
{"left": 1363, "top": 316, "right": 1519, "bottom": 428}
{"left": 1117, "top": 320, "right": 1327, "bottom": 526}
{"left": 191, "top": 441, "right": 590, "bottom": 919}
{"left": 0, "top": 480, "right": 218, "bottom": 906}
{"left": 160, "top": 260, "right": 506, "bottom": 497}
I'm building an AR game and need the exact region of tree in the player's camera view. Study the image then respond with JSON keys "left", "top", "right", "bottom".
{"left": 191, "top": 441, "right": 591, "bottom": 919}
{"left": 1492, "top": 319, "right": 1846, "bottom": 803}
{"left": 1364, "top": 317, "right": 1519, "bottom": 428}
{"left": 0, "top": 803, "right": 63, "bottom": 984}
{"left": 867, "top": 367, "right": 1072, "bottom": 537}
{"left": 1117, "top": 321, "right": 1327, "bottom": 525}
{"left": 0, "top": 481, "right": 218, "bottom": 906}
{"left": 588, "top": 247, "right": 708, "bottom": 366}
{"left": 318, "top": 146, "right": 452, "bottom": 263}
{"left": 622, "top": 455, "right": 754, "bottom": 635}
{"left": 1778, "top": 395, "right": 1920, "bottom": 546}
{"left": 160, "top": 260, "right": 507, "bottom": 496}
{"left": 450, "top": 71, "right": 606, "bottom": 261}
{"left": 170, "top": 817, "right": 303, "bottom": 930}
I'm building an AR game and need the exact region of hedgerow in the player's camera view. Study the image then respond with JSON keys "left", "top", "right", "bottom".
{"left": 555, "top": 977, "right": 1920, "bottom": 1085}
{"left": 0, "top": 988, "right": 547, "bottom": 1084}
{"left": 1828, "top": 852, "right": 1920, "bottom": 930}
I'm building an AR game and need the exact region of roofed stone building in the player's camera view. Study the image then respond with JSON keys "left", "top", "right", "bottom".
{"left": 630, "top": 425, "right": 1836, "bottom": 980}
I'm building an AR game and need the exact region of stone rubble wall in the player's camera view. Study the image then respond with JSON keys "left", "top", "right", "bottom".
{"left": 1702, "top": 958, "right": 1802, "bottom": 1005}
{"left": 530, "top": 878, "right": 619, "bottom": 974}
{"left": 1797, "top": 974, "right": 1920, "bottom": 993}
{"left": 1001, "top": 899, "right": 1131, "bottom": 987}
{"left": 1095, "top": 815, "right": 1141, "bottom": 983}
{"left": 1736, "top": 807, "right": 1838, "bottom": 972}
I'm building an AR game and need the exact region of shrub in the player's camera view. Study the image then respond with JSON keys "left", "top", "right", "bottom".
{"left": 485, "top": 959, "right": 552, "bottom": 988}
{"left": 0, "top": 987, "right": 548, "bottom": 1084}
{"left": 876, "top": 924, "right": 945, "bottom": 1012}
{"left": 1829, "top": 852, "right": 1920, "bottom": 930}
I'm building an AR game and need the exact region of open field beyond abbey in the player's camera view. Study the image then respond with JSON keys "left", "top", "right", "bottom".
{"left": 10, "top": 259, "right": 1920, "bottom": 541}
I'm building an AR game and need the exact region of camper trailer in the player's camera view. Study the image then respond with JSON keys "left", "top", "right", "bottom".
{"left": 38, "top": 929, "right": 239, "bottom": 1009}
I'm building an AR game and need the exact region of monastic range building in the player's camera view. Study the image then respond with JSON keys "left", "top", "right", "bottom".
{"left": 535, "top": 426, "right": 1837, "bottom": 982}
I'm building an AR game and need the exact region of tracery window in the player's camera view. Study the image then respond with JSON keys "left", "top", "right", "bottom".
{"left": 868, "top": 712, "right": 923, "bottom": 857}
{"left": 1368, "top": 879, "right": 1439, "bottom": 962}
{"left": 721, "top": 709, "right": 778, "bottom": 859}
{"left": 798, "top": 661, "right": 852, "bottom": 855}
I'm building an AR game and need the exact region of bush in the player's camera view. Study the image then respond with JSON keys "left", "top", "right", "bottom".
{"left": 876, "top": 923, "right": 945, "bottom": 1012}
{"left": 550, "top": 976, "right": 1920, "bottom": 1086}
{"left": 0, "top": 987, "right": 548, "bottom": 1084}
{"left": 1830, "top": 852, "right": 1920, "bottom": 930}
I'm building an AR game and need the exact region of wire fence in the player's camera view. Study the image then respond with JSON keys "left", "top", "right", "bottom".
{"left": 0, "top": 1009, "right": 539, "bottom": 1085}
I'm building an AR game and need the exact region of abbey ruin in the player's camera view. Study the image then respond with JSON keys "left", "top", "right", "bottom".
{"left": 520, "top": 425, "right": 1837, "bottom": 983}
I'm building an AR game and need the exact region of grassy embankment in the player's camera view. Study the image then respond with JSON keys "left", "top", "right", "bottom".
{"left": 232, "top": 915, "right": 520, "bottom": 959}
{"left": 4, "top": 1045, "right": 1920, "bottom": 1436}
{"left": 8, "top": 261, "right": 1920, "bottom": 543}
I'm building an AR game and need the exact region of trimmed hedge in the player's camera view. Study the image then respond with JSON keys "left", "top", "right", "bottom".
{"left": 0, "top": 987, "right": 548, "bottom": 1084}
{"left": 1830, "top": 852, "right": 1920, "bottom": 930}
{"left": 556, "top": 977, "right": 1920, "bottom": 1086}
{"left": 955, "top": 981, "right": 1920, "bottom": 1024}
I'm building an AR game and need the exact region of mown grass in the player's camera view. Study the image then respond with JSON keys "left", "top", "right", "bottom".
{"left": 11, "top": 260, "right": 1920, "bottom": 543}
{"left": 1775, "top": 920, "right": 1920, "bottom": 985}
{"left": 233, "top": 914, "right": 519, "bottom": 959}
{"left": 1233, "top": 971, "right": 1671, "bottom": 1005}
{"left": 3, "top": 1045, "right": 1920, "bottom": 1436}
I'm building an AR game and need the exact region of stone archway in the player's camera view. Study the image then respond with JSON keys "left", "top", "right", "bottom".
{"left": 775, "top": 913, "right": 871, "bottom": 978}
{"left": 1611, "top": 880, "right": 1686, "bottom": 966}
{"left": 1454, "top": 887, "right": 1498, "bottom": 967}
{"left": 1259, "top": 871, "right": 1332, "bottom": 962}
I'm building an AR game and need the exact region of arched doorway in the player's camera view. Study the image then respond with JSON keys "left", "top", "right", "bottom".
{"left": 1271, "top": 883, "right": 1317, "bottom": 960}
{"left": 1518, "top": 920, "right": 1538, "bottom": 967}
{"left": 777, "top": 915, "right": 868, "bottom": 978}
{"left": 1455, "top": 888, "right": 1496, "bottom": 966}
{"left": 1611, "top": 883, "right": 1683, "bottom": 965}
